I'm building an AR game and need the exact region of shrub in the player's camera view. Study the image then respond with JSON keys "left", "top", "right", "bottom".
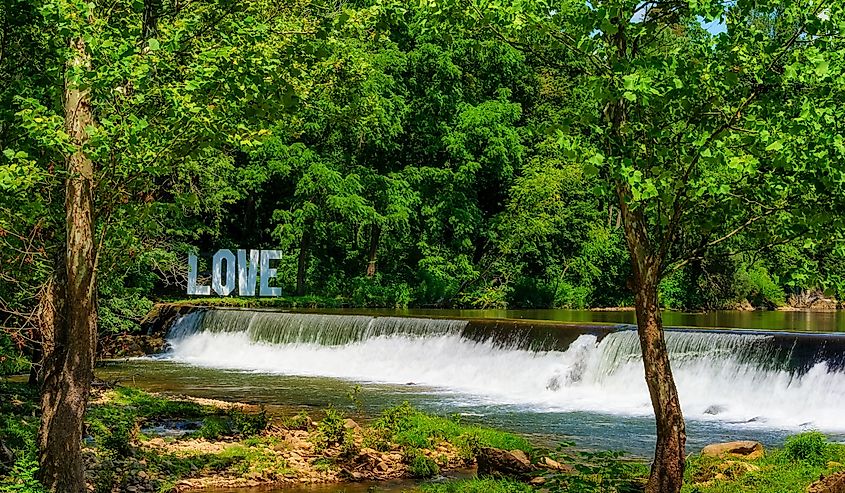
{"left": 0, "top": 455, "right": 47, "bottom": 493}
{"left": 784, "top": 432, "right": 830, "bottom": 465}
{"left": 229, "top": 408, "right": 268, "bottom": 437}
{"left": 404, "top": 448, "right": 440, "bottom": 478}
{"left": 195, "top": 416, "right": 230, "bottom": 440}
{"left": 310, "top": 408, "right": 347, "bottom": 452}
{"left": 87, "top": 406, "right": 136, "bottom": 458}
{"left": 282, "top": 411, "right": 311, "bottom": 431}
{"left": 736, "top": 265, "right": 786, "bottom": 307}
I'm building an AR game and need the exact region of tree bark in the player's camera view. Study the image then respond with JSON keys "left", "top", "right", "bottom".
{"left": 619, "top": 202, "right": 686, "bottom": 493}
{"left": 365, "top": 224, "right": 380, "bottom": 277}
{"left": 634, "top": 271, "right": 686, "bottom": 493}
{"left": 38, "top": 34, "right": 98, "bottom": 493}
{"left": 141, "top": 0, "right": 162, "bottom": 40}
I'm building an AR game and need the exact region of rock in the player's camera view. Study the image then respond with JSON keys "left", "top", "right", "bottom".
{"left": 344, "top": 418, "right": 361, "bottom": 430}
{"left": 541, "top": 456, "right": 575, "bottom": 474}
{"left": 477, "top": 447, "right": 534, "bottom": 478}
{"left": 703, "top": 405, "right": 725, "bottom": 416}
{"left": 808, "top": 471, "right": 845, "bottom": 493}
{"left": 701, "top": 441, "right": 764, "bottom": 460}
{"left": 717, "top": 461, "right": 760, "bottom": 480}
{"left": 529, "top": 476, "right": 547, "bottom": 485}
{"left": 735, "top": 299, "right": 754, "bottom": 311}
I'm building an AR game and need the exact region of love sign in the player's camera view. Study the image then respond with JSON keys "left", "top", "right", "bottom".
{"left": 187, "top": 249, "right": 283, "bottom": 296}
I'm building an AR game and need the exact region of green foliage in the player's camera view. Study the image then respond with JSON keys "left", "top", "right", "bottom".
{"left": 195, "top": 417, "right": 230, "bottom": 440}
{"left": 229, "top": 408, "right": 269, "bottom": 438}
{"left": 350, "top": 275, "right": 412, "bottom": 308}
{"left": 0, "top": 334, "right": 30, "bottom": 377}
{"left": 310, "top": 408, "right": 348, "bottom": 452}
{"left": 282, "top": 411, "right": 312, "bottom": 431}
{"left": 403, "top": 448, "right": 441, "bottom": 478}
{"left": 372, "top": 403, "right": 531, "bottom": 458}
{"left": 87, "top": 405, "right": 137, "bottom": 458}
{"left": 783, "top": 432, "right": 830, "bottom": 465}
{"left": 683, "top": 434, "right": 845, "bottom": 493}
{"left": 542, "top": 442, "right": 648, "bottom": 493}
{"left": 0, "top": 455, "right": 46, "bottom": 493}
{"left": 420, "top": 478, "right": 533, "bottom": 493}
{"left": 736, "top": 265, "right": 787, "bottom": 308}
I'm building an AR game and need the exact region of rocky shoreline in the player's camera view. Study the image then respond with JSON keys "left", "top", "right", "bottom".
{"left": 77, "top": 387, "right": 563, "bottom": 493}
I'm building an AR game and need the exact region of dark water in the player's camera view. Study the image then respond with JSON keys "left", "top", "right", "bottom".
{"left": 292, "top": 308, "right": 845, "bottom": 332}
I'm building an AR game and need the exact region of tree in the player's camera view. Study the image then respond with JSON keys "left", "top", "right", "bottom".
{"left": 2, "top": 0, "right": 328, "bottom": 489}
{"left": 423, "top": 0, "right": 845, "bottom": 490}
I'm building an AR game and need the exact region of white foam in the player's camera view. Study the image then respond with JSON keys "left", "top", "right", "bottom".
{"left": 162, "top": 326, "right": 845, "bottom": 432}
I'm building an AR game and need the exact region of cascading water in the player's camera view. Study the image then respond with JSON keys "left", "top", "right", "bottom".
{"left": 162, "top": 309, "right": 845, "bottom": 432}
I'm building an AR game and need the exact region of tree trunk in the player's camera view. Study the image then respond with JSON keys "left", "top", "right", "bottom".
{"left": 366, "top": 224, "right": 380, "bottom": 277}
{"left": 295, "top": 225, "right": 310, "bottom": 296}
{"left": 634, "top": 271, "right": 686, "bottom": 493}
{"left": 141, "top": 0, "right": 162, "bottom": 39}
{"left": 619, "top": 203, "right": 686, "bottom": 493}
{"left": 38, "top": 34, "right": 98, "bottom": 493}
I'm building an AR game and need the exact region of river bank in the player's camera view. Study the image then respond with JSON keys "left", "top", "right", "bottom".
{"left": 2, "top": 381, "right": 845, "bottom": 493}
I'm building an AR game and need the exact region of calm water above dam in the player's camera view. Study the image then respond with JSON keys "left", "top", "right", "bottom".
{"left": 292, "top": 307, "right": 845, "bottom": 332}
{"left": 100, "top": 308, "right": 845, "bottom": 460}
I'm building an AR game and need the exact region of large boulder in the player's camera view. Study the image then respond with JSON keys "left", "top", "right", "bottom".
{"left": 808, "top": 471, "right": 845, "bottom": 493}
{"left": 701, "top": 441, "right": 764, "bottom": 460}
{"left": 477, "top": 447, "right": 534, "bottom": 478}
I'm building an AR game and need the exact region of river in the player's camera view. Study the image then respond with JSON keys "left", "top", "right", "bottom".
{"left": 98, "top": 308, "right": 845, "bottom": 462}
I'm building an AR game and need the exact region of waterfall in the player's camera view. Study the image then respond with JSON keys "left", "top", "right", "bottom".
{"left": 162, "top": 308, "right": 845, "bottom": 432}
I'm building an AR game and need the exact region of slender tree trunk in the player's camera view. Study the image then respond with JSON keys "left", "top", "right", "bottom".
{"left": 366, "top": 224, "right": 380, "bottom": 277}
{"left": 619, "top": 202, "right": 686, "bottom": 493}
{"left": 634, "top": 270, "right": 686, "bottom": 493}
{"left": 141, "top": 0, "right": 161, "bottom": 40}
{"left": 38, "top": 34, "right": 98, "bottom": 493}
{"left": 296, "top": 225, "right": 310, "bottom": 296}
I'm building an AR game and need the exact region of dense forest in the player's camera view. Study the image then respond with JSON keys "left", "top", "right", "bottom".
{"left": 2, "top": 0, "right": 845, "bottom": 492}
{"left": 3, "top": 0, "right": 845, "bottom": 337}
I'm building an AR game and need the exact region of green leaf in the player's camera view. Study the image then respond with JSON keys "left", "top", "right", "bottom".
{"left": 148, "top": 38, "right": 160, "bottom": 51}
{"left": 815, "top": 60, "right": 829, "bottom": 78}
{"left": 765, "top": 141, "right": 783, "bottom": 152}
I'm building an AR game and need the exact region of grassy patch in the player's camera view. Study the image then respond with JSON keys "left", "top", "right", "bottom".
{"left": 420, "top": 478, "right": 534, "bottom": 493}
{"left": 682, "top": 432, "right": 845, "bottom": 493}
{"left": 372, "top": 403, "right": 532, "bottom": 458}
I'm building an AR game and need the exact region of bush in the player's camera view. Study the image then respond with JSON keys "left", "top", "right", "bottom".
{"left": 784, "top": 432, "right": 830, "bottom": 465}
{"left": 87, "top": 407, "right": 136, "bottom": 458}
{"left": 736, "top": 265, "right": 786, "bottom": 307}
{"left": 404, "top": 448, "right": 440, "bottom": 478}
{"left": 310, "top": 408, "right": 347, "bottom": 452}
{"left": 0, "top": 455, "right": 46, "bottom": 493}
{"left": 229, "top": 408, "right": 268, "bottom": 437}
{"left": 0, "top": 333, "right": 29, "bottom": 377}
{"left": 350, "top": 274, "right": 412, "bottom": 308}
{"left": 196, "top": 416, "right": 230, "bottom": 440}
{"left": 282, "top": 411, "right": 311, "bottom": 431}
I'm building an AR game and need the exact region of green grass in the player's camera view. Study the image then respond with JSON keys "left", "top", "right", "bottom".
{"left": 419, "top": 478, "right": 534, "bottom": 493}
{"left": 372, "top": 403, "right": 533, "bottom": 458}
{"left": 682, "top": 432, "right": 845, "bottom": 493}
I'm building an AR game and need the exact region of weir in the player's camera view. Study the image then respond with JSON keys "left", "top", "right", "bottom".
{"left": 161, "top": 307, "right": 845, "bottom": 431}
